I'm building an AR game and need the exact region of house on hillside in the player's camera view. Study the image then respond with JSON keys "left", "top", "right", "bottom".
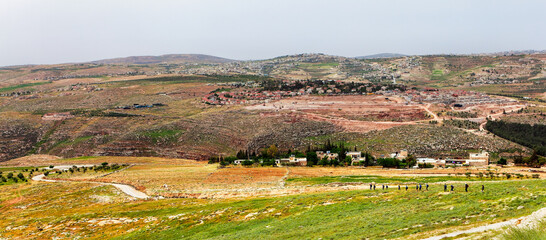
{"left": 390, "top": 150, "right": 408, "bottom": 160}
{"left": 466, "top": 150, "right": 489, "bottom": 166}
{"left": 416, "top": 158, "right": 445, "bottom": 168}
{"left": 316, "top": 151, "right": 338, "bottom": 161}
{"left": 42, "top": 112, "right": 74, "bottom": 121}
{"left": 346, "top": 151, "right": 366, "bottom": 165}
{"left": 276, "top": 155, "right": 307, "bottom": 166}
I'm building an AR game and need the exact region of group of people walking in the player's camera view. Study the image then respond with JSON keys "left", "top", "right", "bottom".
{"left": 369, "top": 183, "right": 485, "bottom": 192}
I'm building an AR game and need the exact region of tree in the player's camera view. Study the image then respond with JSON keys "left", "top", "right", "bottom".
{"left": 224, "top": 156, "right": 237, "bottom": 164}
{"left": 266, "top": 145, "right": 279, "bottom": 159}
{"left": 363, "top": 152, "right": 376, "bottom": 166}
{"left": 344, "top": 156, "right": 352, "bottom": 166}
{"left": 528, "top": 150, "right": 539, "bottom": 168}
{"left": 497, "top": 158, "right": 507, "bottom": 165}
{"left": 306, "top": 152, "right": 318, "bottom": 166}
{"left": 318, "top": 156, "right": 330, "bottom": 166}
{"left": 101, "top": 162, "right": 109, "bottom": 167}
{"left": 236, "top": 150, "right": 246, "bottom": 159}
{"left": 241, "top": 160, "right": 253, "bottom": 166}
{"left": 261, "top": 159, "right": 276, "bottom": 167}
{"left": 17, "top": 173, "right": 25, "bottom": 180}
{"left": 377, "top": 158, "right": 400, "bottom": 168}
{"left": 404, "top": 155, "right": 417, "bottom": 169}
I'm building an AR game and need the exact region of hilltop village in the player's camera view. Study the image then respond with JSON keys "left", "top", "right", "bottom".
{"left": 202, "top": 79, "right": 516, "bottom": 108}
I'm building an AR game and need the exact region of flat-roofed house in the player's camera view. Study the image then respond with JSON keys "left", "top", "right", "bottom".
{"left": 346, "top": 151, "right": 366, "bottom": 165}
{"left": 467, "top": 150, "right": 489, "bottom": 166}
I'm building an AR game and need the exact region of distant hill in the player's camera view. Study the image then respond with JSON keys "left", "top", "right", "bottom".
{"left": 356, "top": 53, "right": 407, "bottom": 59}
{"left": 91, "top": 54, "right": 236, "bottom": 65}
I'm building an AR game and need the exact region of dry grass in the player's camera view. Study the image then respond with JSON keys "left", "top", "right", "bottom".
{"left": 0, "top": 155, "right": 201, "bottom": 167}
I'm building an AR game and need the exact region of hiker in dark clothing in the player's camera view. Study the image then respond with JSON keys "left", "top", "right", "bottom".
{"left": 416, "top": 184, "right": 419, "bottom": 191}
{"left": 450, "top": 185, "right": 454, "bottom": 191}
{"left": 465, "top": 183, "right": 469, "bottom": 192}
{"left": 426, "top": 184, "right": 429, "bottom": 191}
{"left": 405, "top": 185, "right": 408, "bottom": 191}
{"left": 481, "top": 185, "right": 485, "bottom": 192}
{"left": 370, "top": 183, "right": 372, "bottom": 190}
{"left": 382, "top": 185, "right": 385, "bottom": 190}
{"left": 419, "top": 184, "right": 422, "bottom": 191}
{"left": 398, "top": 185, "right": 401, "bottom": 190}
{"left": 386, "top": 185, "right": 388, "bottom": 190}
{"left": 444, "top": 184, "right": 447, "bottom": 192}
{"left": 373, "top": 184, "right": 376, "bottom": 190}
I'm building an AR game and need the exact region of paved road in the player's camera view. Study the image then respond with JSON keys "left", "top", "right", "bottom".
{"left": 32, "top": 170, "right": 149, "bottom": 199}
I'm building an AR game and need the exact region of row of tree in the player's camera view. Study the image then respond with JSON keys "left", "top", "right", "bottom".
{"left": 486, "top": 120, "right": 546, "bottom": 157}
{"left": 210, "top": 140, "right": 422, "bottom": 168}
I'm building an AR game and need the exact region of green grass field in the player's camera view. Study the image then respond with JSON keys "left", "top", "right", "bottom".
{"left": 286, "top": 175, "right": 514, "bottom": 186}
{"left": 1, "top": 178, "right": 544, "bottom": 239}
{"left": 0, "top": 82, "right": 50, "bottom": 92}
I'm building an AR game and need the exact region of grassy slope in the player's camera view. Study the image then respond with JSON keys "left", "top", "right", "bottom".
{"left": 2, "top": 178, "right": 544, "bottom": 239}
{"left": 286, "top": 175, "right": 513, "bottom": 185}
{"left": 121, "top": 180, "right": 545, "bottom": 240}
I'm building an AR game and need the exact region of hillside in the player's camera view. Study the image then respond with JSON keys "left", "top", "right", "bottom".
{"left": 90, "top": 54, "right": 235, "bottom": 64}
{"left": 355, "top": 53, "right": 406, "bottom": 59}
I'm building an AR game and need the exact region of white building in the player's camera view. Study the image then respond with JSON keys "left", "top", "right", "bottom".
{"left": 346, "top": 151, "right": 366, "bottom": 165}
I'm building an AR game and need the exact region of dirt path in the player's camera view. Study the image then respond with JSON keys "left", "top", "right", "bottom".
{"left": 31, "top": 166, "right": 149, "bottom": 199}
{"left": 420, "top": 103, "right": 440, "bottom": 122}
{"left": 423, "top": 206, "right": 546, "bottom": 240}
{"left": 279, "top": 167, "right": 290, "bottom": 188}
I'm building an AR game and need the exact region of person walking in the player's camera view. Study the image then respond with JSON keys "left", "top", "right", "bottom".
{"left": 450, "top": 185, "right": 454, "bottom": 191}
{"left": 370, "top": 183, "right": 372, "bottom": 190}
{"left": 382, "top": 185, "right": 385, "bottom": 190}
{"left": 419, "top": 184, "right": 422, "bottom": 191}
{"left": 406, "top": 185, "right": 408, "bottom": 191}
{"left": 386, "top": 185, "right": 388, "bottom": 190}
{"left": 426, "top": 183, "right": 429, "bottom": 191}
{"left": 398, "top": 185, "right": 401, "bottom": 190}
{"left": 444, "top": 183, "right": 447, "bottom": 192}
{"left": 373, "top": 184, "right": 376, "bottom": 190}
{"left": 481, "top": 185, "right": 485, "bottom": 192}
{"left": 416, "top": 184, "right": 419, "bottom": 191}
{"left": 465, "top": 183, "right": 469, "bottom": 192}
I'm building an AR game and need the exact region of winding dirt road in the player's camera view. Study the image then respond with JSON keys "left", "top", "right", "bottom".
{"left": 31, "top": 167, "right": 149, "bottom": 199}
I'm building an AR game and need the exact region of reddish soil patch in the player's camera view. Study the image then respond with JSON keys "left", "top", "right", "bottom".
{"left": 248, "top": 95, "right": 426, "bottom": 132}
{"left": 204, "top": 167, "right": 286, "bottom": 184}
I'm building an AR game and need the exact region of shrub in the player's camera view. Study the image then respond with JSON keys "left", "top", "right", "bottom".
{"left": 241, "top": 160, "right": 253, "bottom": 166}
{"left": 418, "top": 163, "right": 434, "bottom": 168}
{"left": 501, "top": 220, "right": 546, "bottom": 240}
{"left": 377, "top": 158, "right": 401, "bottom": 168}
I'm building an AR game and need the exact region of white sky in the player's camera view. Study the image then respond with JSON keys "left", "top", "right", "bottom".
{"left": 1, "top": 0, "right": 545, "bottom": 66}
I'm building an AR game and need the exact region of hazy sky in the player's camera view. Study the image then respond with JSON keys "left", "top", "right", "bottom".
{"left": 1, "top": 0, "right": 545, "bottom": 66}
